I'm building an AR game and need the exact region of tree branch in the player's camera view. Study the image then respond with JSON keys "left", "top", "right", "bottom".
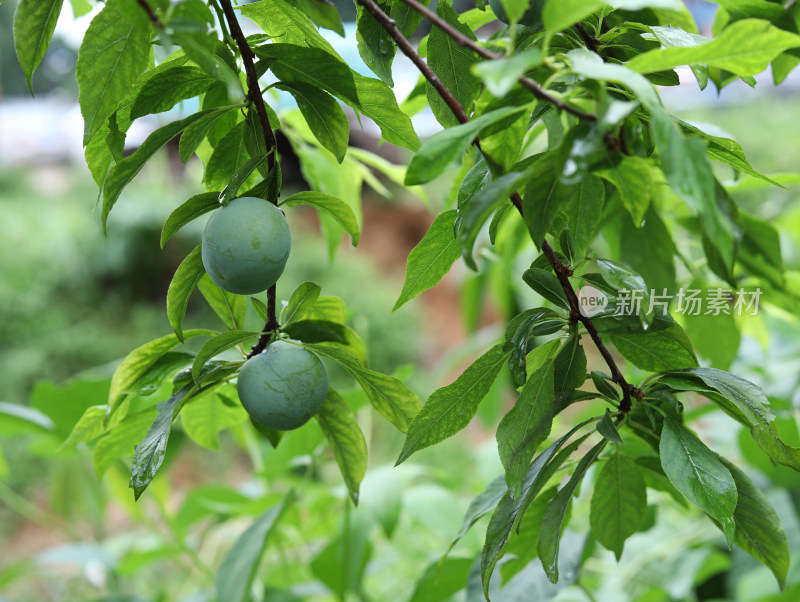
{"left": 396, "top": 0, "right": 596, "bottom": 122}
{"left": 575, "top": 23, "right": 605, "bottom": 60}
{"left": 218, "top": 0, "right": 280, "bottom": 356}
{"left": 358, "top": 0, "right": 639, "bottom": 410}
{"left": 136, "top": 0, "right": 163, "bottom": 28}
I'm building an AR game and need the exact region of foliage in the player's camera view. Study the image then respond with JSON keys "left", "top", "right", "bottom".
{"left": 8, "top": 0, "right": 800, "bottom": 600}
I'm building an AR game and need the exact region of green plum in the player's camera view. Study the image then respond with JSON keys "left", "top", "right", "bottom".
{"left": 237, "top": 340, "right": 329, "bottom": 431}
{"left": 201, "top": 196, "right": 291, "bottom": 295}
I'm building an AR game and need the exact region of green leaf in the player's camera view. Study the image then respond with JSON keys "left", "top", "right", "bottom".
{"left": 409, "top": 557, "right": 474, "bottom": 602}
{"left": 295, "top": 295, "right": 347, "bottom": 325}
{"left": 397, "top": 344, "right": 509, "bottom": 464}
{"left": 250, "top": 296, "right": 269, "bottom": 321}
{"left": 215, "top": 493, "right": 295, "bottom": 602}
{"left": 522, "top": 268, "right": 569, "bottom": 309}
{"left": 448, "top": 475, "right": 507, "bottom": 553}
{"left": 389, "top": 0, "right": 429, "bottom": 39}
{"left": 305, "top": 344, "right": 421, "bottom": 432}
{"left": 627, "top": 19, "right": 800, "bottom": 76}
{"left": 77, "top": 0, "right": 151, "bottom": 145}
{"left": 280, "top": 191, "right": 360, "bottom": 245}
{"left": 718, "top": 456, "right": 789, "bottom": 588}
{"left": 543, "top": 0, "right": 603, "bottom": 35}
{"left": 594, "top": 155, "right": 653, "bottom": 226}
{"left": 13, "top": 0, "right": 65, "bottom": 93}
{"left": 668, "top": 368, "right": 771, "bottom": 428}
{"left": 661, "top": 368, "right": 800, "bottom": 470}
{"left": 356, "top": 0, "right": 397, "bottom": 85}
{"left": 281, "top": 282, "right": 322, "bottom": 326}
{"left": 597, "top": 259, "right": 648, "bottom": 297}
{"left": 678, "top": 119, "right": 779, "bottom": 185}
{"left": 591, "top": 372, "right": 620, "bottom": 401}
{"left": 239, "top": 0, "right": 335, "bottom": 54}
{"left": 553, "top": 175, "right": 605, "bottom": 258}
{"left": 683, "top": 311, "right": 739, "bottom": 370}
{"left": 538, "top": 439, "right": 607, "bottom": 583}
{"left": 275, "top": 82, "right": 349, "bottom": 162}
{"left": 568, "top": 48, "right": 660, "bottom": 108}
{"left": 130, "top": 66, "right": 217, "bottom": 120}
{"left": 181, "top": 393, "right": 247, "bottom": 450}
{"left": 618, "top": 206, "right": 676, "bottom": 293}
{"left": 219, "top": 155, "right": 270, "bottom": 205}
{"left": 94, "top": 409, "right": 156, "bottom": 478}
{"left": 130, "top": 385, "right": 195, "bottom": 500}
{"left": 161, "top": 192, "right": 220, "bottom": 248}
{"left": 472, "top": 49, "right": 543, "bottom": 98}
{"left": 481, "top": 423, "right": 594, "bottom": 594}
{"left": 405, "top": 106, "right": 526, "bottom": 185}
{"left": 590, "top": 453, "right": 647, "bottom": 559}
{"left": 651, "top": 109, "right": 735, "bottom": 270}
{"left": 499, "top": 486, "right": 560, "bottom": 584}
{"left": 179, "top": 105, "right": 240, "bottom": 162}
{"left": 426, "top": 0, "right": 481, "bottom": 127}
{"left": 459, "top": 171, "right": 531, "bottom": 270}
{"left": 167, "top": 246, "right": 206, "bottom": 343}
{"left": 191, "top": 331, "right": 258, "bottom": 384}
{"left": 497, "top": 359, "right": 555, "bottom": 499}
{"left": 282, "top": 321, "right": 367, "bottom": 365}
{"left": 204, "top": 122, "right": 250, "bottom": 193}
{"left": 596, "top": 410, "right": 623, "bottom": 443}
{"left": 609, "top": 324, "right": 698, "bottom": 372}
{"left": 198, "top": 274, "right": 247, "bottom": 331}
{"left": 128, "top": 352, "right": 195, "bottom": 397}
{"left": 103, "top": 110, "right": 226, "bottom": 228}
{"left": 0, "top": 402, "right": 53, "bottom": 436}
{"left": 660, "top": 418, "right": 737, "bottom": 542}
{"left": 521, "top": 161, "right": 567, "bottom": 247}
{"left": 290, "top": 0, "right": 344, "bottom": 36}
{"left": 315, "top": 389, "right": 368, "bottom": 505}
{"left": 175, "top": 361, "right": 242, "bottom": 391}
{"left": 106, "top": 112, "right": 125, "bottom": 162}
{"left": 59, "top": 406, "right": 107, "bottom": 449}
{"left": 553, "top": 329, "right": 587, "bottom": 392}
{"left": 394, "top": 210, "right": 461, "bottom": 311}
{"left": 107, "top": 329, "right": 214, "bottom": 421}
{"left": 506, "top": 309, "right": 559, "bottom": 387}
{"left": 255, "top": 44, "right": 419, "bottom": 150}
{"left": 740, "top": 211, "right": 784, "bottom": 287}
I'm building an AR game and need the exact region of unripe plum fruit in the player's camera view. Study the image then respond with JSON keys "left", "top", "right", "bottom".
{"left": 237, "top": 340, "right": 329, "bottom": 431}
{"left": 201, "top": 196, "right": 291, "bottom": 295}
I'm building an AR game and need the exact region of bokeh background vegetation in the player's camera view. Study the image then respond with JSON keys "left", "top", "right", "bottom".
{"left": 3, "top": 1, "right": 800, "bottom": 601}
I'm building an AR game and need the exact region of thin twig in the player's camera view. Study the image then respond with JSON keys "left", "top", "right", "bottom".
{"left": 358, "top": 0, "right": 639, "bottom": 410}
{"left": 209, "top": 0, "right": 238, "bottom": 52}
{"left": 397, "top": 0, "right": 596, "bottom": 122}
{"left": 136, "top": 0, "right": 163, "bottom": 28}
{"left": 575, "top": 23, "right": 605, "bottom": 61}
{"left": 219, "top": 0, "right": 280, "bottom": 355}
{"left": 357, "top": 0, "right": 470, "bottom": 125}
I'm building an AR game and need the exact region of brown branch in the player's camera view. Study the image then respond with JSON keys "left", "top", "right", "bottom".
{"left": 575, "top": 23, "right": 605, "bottom": 61}
{"left": 357, "top": 0, "right": 470, "bottom": 125}
{"left": 358, "top": 0, "right": 639, "bottom": 410}
{"left": 397, "top": 0, "right": 596, "bottom": 122}
{"left": 136, "top": 0, "right": 163, "bottom": 28}
{"left": 218, "top": 0, "right": 280, "bottom": 356}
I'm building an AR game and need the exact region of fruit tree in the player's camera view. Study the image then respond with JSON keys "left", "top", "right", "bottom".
{"left": 11, "top": 0, "right": 800, "bottom": 599}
